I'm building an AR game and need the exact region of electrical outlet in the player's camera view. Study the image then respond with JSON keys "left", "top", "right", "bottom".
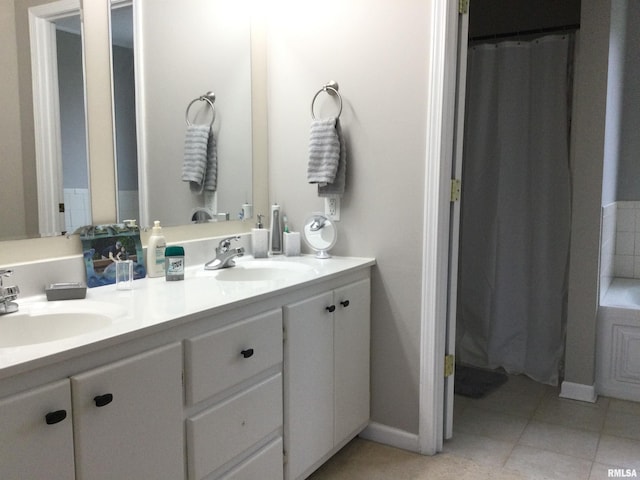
{"left": 324, "top": 197, "right": 340, "bottom": 221}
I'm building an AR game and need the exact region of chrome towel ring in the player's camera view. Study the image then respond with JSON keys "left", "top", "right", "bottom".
{"left": 185, "top": 91, "right": 216, "bottom": 127}
{"left": 311, "top": 81, "right": 343, "bottom": 120}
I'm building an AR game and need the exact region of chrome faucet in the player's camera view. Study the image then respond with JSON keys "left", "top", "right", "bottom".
{"left": 0, "top": 269, "right": 20, "bottom": 315}
{"left": 204, "top": 236, "right": 245, "bottom": 270}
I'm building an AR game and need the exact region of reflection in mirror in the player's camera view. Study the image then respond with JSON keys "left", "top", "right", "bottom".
{"left": 132, "top": 0, "right": 253, "bottom": 228}
{"left": 1, "top": 0, "right": 90, "bottom": 240}
{"left": 54, "top": 13, "right": 91, "bottom": 234}
{"left": 31, "top": 1, "right": 90, "bottom": 235}
{"left": 3, "top": 0, "right": 263, "bottom": 252}
{"left": 109, "top": 2, "right": 139, "bottom": 224}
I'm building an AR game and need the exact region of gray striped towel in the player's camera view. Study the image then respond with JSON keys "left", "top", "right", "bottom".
{"left": 318, "top": 119, "right": 346, "bottom": 197}
{"left": 181, "top": 124, "right": 217, "bottom": 194}
{"left": 307, "top": 117, "right": 340, "bottom": 184}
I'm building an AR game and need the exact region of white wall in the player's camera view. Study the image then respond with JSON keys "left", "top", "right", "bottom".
{"left": 267, "top": 0, "right": 430, "bottom": 434}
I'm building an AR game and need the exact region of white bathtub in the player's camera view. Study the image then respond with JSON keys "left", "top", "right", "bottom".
{"left": 597, "top": 278, "right": 640, "bottom": 402}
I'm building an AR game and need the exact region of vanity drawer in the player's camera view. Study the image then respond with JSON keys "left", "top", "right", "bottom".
{"left": 186, "top": 373, "right": 282, "bottom": 480}
{"left": 185, "top": 309, "right": 282, "bottom": 405}
{"left": 219, "top": 437, "right": 283, "bottom": 480}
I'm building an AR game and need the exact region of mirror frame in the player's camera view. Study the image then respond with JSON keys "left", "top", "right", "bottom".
{"left": 0, "top": 2, "right": 267, "bottom": 266}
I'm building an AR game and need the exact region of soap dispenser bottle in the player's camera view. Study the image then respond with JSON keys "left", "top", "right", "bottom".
{"left": 252, "top": 214, "right": 269, "bottom": 258}
{"left": 269, "top": 204, "right": 283, "bottom": 255}
{"left": 146, "top": 220, "right": 166, "bottom": 277}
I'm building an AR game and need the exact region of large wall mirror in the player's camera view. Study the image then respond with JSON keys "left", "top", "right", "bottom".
{"left": 122, "top": 0, "right": 252, "bottom": 226}
{"left": 1, "top": 0, "right": 90, "bottom": 241}
{"left": 2, "top": 0, "right": 266, "bottom": 253}
{"left": 111, "top": 0, "right": 256, "bottom": 229}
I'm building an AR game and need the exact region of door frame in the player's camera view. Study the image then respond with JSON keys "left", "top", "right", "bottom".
{"left": 444, "top": 4, "right": 470, "bottom": 441}
{"left": 418, "top": 0, "right": 465, "bottom": 454}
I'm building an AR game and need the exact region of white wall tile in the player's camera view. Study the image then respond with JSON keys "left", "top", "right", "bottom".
{"left": 609, "top": 202, "right": 640, "bottom": 278}
{"left": 617, "top": 201, "right": 637, "bottom": 209}
{"left": 617, "top": 207, "right": 636, "bottom": 232}
{"left": 63, "top": 188, "right": 91, "bottom": 233}
{"left": 615, "top": 255, "right": 634, "bottom": 277}
{"left": 634, "top": 257, "right": 640, "bottom": 279}
{"left": 616, "top": 231, "right": 635, "bottom": 255}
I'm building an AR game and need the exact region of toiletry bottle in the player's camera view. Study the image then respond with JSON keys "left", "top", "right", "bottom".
{"left": 270, "top": 204, "right": 283, "bottom": 255}
{"left": 146, "top": 220, "right": 166, "bottom": 277}
{"left": 252, "top": 214, "right": 269, "bottom": 258}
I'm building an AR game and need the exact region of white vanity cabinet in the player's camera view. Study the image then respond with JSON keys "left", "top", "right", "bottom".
{"left": 0, "top": 256, "right": 374, "bottom": 480}
{"left": 184, "top": 309, "right": 284, "bottom": 480}
{"left": 0, "top": 343, "right": 183, "bottom": 480}
{"left": 283, "top": 278, "right": 371, "bottom": 480}
{"left": 0, "top": 379, "right": 75, "bottom": 479}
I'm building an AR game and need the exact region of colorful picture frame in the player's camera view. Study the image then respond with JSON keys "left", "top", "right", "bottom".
{"left": 80, "top": 224, "right": 147, "bottom": 287}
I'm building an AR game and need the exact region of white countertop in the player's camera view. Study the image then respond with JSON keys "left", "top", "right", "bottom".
{"left": 0, "top": 255, "right": 374, "bottom": 379}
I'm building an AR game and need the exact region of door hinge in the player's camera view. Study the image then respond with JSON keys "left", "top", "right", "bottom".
{"left": 444, "top": 354, "right": 455, "bottom": 377}
{"left": 450, "top": 179, "right": 461, "bottom": 202}
{"left": 459, "top": 0, "right": 469, "bottom": 14}
{"left": 58, "top": 202, "right": 65, "bottom": 213}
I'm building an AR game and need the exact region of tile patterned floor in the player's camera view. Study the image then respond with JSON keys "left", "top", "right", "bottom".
{"left": 447, "top": 375, "right": 640, "bottom": 479}
{"left": 310, "top": 375, "right": 640, "bottom": 479}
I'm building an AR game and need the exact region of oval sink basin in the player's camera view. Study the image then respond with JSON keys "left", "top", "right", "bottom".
{"left": 199, "top": 259, "right": 315, "bottom": 282}
{"left": 0, "top": 312, "right": 112, "bottom": 348}
{"left": 0, "top": 300, "right": 126, "bottom": 348}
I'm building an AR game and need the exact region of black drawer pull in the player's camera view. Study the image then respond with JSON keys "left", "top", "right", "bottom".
{"left": 326, "top": 305, "right": 336, "bottom": 313}
{"left": 241, "top": 348, "right": 254, "bottom": 359}
{"left": 340, "top": 300, "right": 350, "bottom": 308}
{"left": 45, "top": 410, "right": 67, "bottom": 425}
{"left": 94, "top": 393, "right": 113, "bottom": 407}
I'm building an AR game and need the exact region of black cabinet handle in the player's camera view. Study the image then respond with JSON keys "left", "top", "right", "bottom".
{"left": 326, "top": 305, "right": 336, "bottom": 313}
{"left": 340, "top": 300, "right": 350, "bottom": 308}
{"left": 241, "top": 348, "right": 254, "bottom": 358}
{"left": 45, "top": 410, "right": 67, "bottom": 425}
{"left": 94, "top": 393, "right": 113, "bottom": 407}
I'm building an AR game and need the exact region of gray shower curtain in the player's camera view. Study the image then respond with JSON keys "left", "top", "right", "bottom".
{"left": 456, "top": 34, "right": 573, "bottom": 385}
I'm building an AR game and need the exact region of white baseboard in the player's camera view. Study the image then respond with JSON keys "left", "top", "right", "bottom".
{"left": 359, "top": 422, "right": 420, "bottom": 453}
{"left": 560, "top": 381, "right": 597, "bottom": 403}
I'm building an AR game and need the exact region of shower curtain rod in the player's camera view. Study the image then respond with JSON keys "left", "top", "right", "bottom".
{"left": 469, "top": 23, "right": 580, "bottom": 42}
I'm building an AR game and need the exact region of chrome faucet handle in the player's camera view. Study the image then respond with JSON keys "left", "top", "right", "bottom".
{"left": 0, "top": 269, "right": 13, "bottom": 287}
{"left": 0, "top": 270, "right": 19, "bottom": 314}
{"left": 217, "top": 236, "right": 241, "bottom": 252}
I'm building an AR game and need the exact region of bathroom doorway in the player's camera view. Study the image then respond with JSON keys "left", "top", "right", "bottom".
{"left": 450, "top": 0, "right": 580, "bottom": 429}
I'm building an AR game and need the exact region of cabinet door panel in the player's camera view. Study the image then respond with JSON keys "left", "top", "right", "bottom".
{"left": 284, "top": 291, "right": 334, "bottom": 480}
{"left": 334, "top": 278, "right": 371, "bottom": 443}
{"left": 0, "top": 379, "right": 74, "bottom": 480}
{"left": 71, "top": 343, "right": 184, "bottom": 480}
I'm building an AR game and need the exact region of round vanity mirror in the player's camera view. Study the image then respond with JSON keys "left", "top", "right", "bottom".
{"left": 303, "top": 214, "right": 338, "bottom": 259}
